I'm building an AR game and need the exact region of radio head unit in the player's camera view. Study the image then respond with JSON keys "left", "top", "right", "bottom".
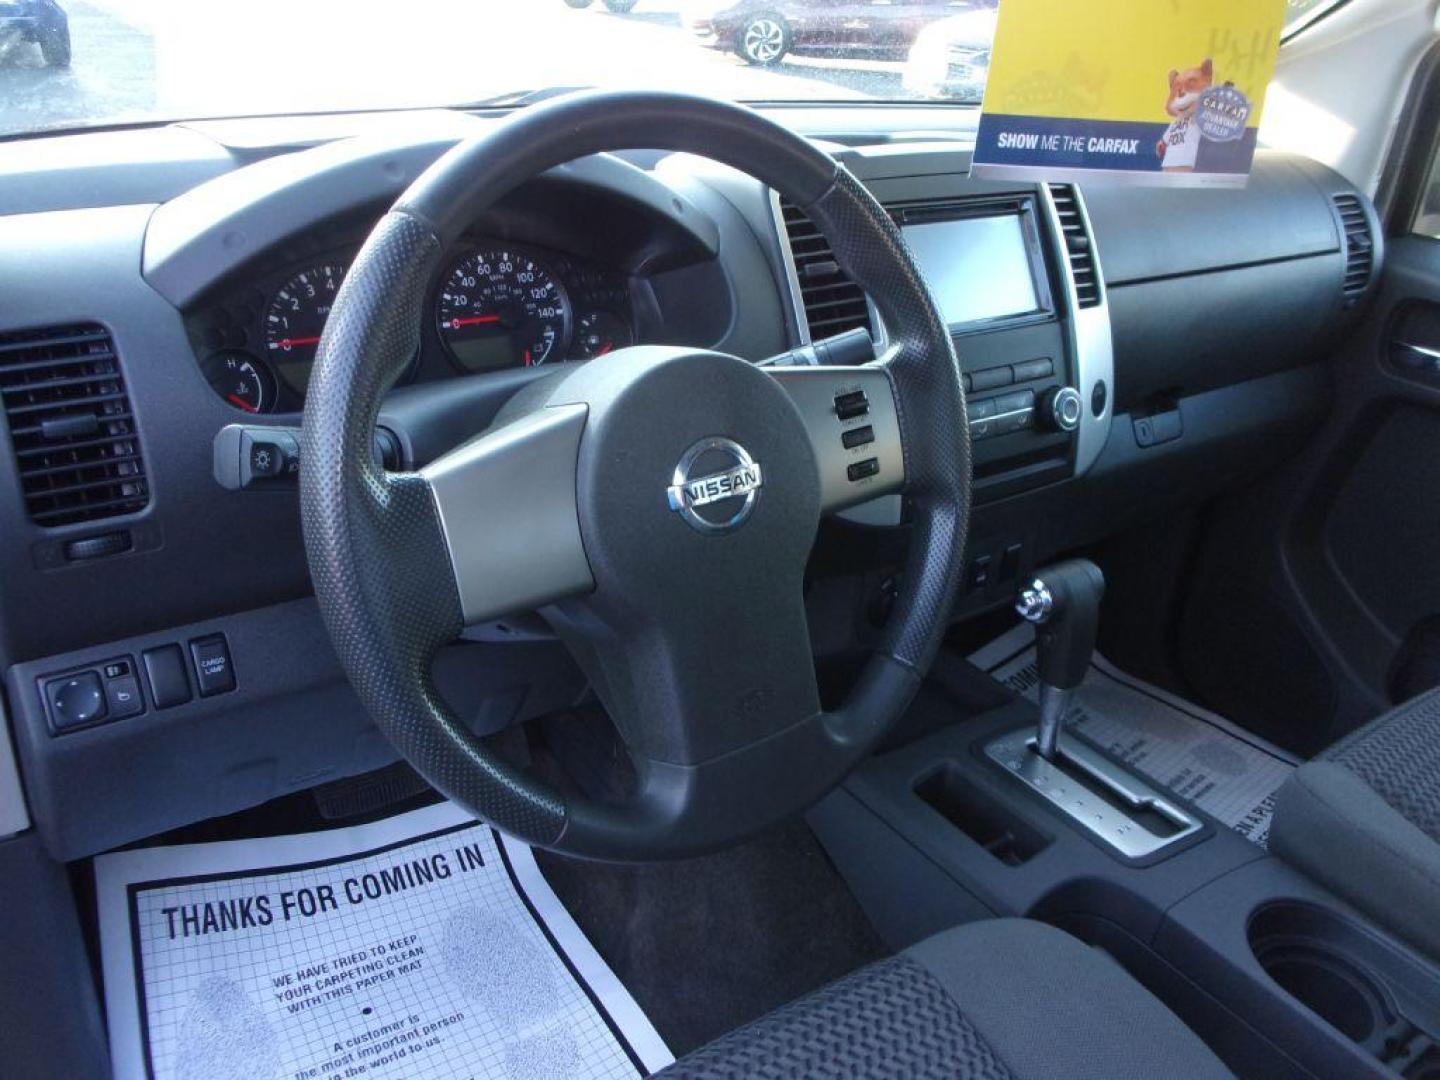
{"left": 892, "top": 196, "right": 1055, "bottom": 335}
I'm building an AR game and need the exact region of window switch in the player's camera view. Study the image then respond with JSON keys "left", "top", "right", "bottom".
{"left": 190, "top": 635, "right": 236, "bottom": 697}
{"left": 142, "top": 645, "right": 192, "bottom": 709}
{"left": 841, "top": 425, "right": 875, "bottom": 449}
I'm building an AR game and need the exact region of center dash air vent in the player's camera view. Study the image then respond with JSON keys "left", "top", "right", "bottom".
{"left": 1332, "top": 193, "right": 1375, "bottom": 303}
{"left": 778, "top": 198, "right": 873, "bottom": 339}
{"left": 1047, "top": 184, "right": 1101, "bottom": 308}
{"left": 0, "top": 324, "right": 149, "bottom": 528}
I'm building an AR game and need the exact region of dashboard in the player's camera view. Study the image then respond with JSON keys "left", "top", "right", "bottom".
{"left": 187, "top": 228, "right": 636, "bottom": 415}
{"left": 0, "top": 106, "right": 1381, "bottom": 863}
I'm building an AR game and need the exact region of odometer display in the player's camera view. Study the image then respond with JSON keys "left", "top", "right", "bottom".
{"left": 436, "top": 248, "right": 570, "bottom": 372}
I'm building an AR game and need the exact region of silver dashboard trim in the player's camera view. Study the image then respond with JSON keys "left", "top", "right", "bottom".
{"left": 423, "top": 403, "right": 595, "bottom": 625}
{"left": 768, "top": 188, "right": 901, "bottom": 525}
{"left": 0, "top": 696, "right": 31, "bottom": 839}
{"left": 769, "top": 187, "right": 813, "bottom": 347}
{"left": 986, "top": 726, "right": 1202, "bottom": 861}
{"left": 1037, "top": 182, "right": 1114, "bottom": 477}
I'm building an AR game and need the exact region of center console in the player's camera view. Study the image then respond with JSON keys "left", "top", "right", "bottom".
{"left": 810, "top": 559, "right": 1440, "bottom": 1078}
{"left": 773, "top": 146, "right": 1114, "bottom": 507}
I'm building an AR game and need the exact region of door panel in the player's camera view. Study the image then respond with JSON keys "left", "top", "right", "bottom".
{"left": 1177, "top": 235, "right": 1440, "bottom": 755}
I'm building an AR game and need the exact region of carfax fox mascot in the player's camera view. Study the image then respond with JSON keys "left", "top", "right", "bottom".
{"left": 1157, "top": 58, "right": 1214, "bottom": 173}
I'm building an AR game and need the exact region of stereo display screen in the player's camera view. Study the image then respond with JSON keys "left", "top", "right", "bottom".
{"left": 901, "top": 214, "right": 1042, "bottom": 327}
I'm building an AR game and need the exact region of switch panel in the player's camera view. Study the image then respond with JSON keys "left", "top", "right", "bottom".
{"left": 142, "top": 645, "right": 192, "bottom": 709}
{"left": 190, "top": 635, "right": 236, "bottom": 697}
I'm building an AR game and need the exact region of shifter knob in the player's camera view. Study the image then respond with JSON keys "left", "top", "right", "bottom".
{"left": 1017, "top": 558, "right": 1105, "bottom": 759}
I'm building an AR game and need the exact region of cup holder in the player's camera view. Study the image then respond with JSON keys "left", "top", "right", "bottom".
{"left": 1249, "top": 902, "right": 1440, "bottom": 1074}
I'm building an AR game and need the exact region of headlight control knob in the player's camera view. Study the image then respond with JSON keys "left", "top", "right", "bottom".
{"left": 1041, "top": 386, "right": 1084, "bottom": 432}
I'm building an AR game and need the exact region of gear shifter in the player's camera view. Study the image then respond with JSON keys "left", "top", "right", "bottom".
{"left": 989, "top": 557, "right": 1199, "bottom": 860}
{"left": 1016, "top": 559, "right": 1105, "bottom": 761}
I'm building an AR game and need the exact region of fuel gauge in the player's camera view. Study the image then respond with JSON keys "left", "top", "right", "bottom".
{"left": 575, "top": 311, "right": 632, "bottom": 359}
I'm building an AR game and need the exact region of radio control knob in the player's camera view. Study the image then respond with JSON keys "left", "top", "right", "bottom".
{"left": 1041, "top": 387, "right": 1084, "bottom": 432}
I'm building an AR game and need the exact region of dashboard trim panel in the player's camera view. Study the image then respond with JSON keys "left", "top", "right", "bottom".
{"left": 1037, "top": 183, "right": 1114, "bottom": 477}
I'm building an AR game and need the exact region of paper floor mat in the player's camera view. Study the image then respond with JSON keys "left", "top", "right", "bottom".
{"left": 970, "top": 623, "right": 1299, "bottom": 847}
{"left": 96, "top": 802, "right": 673, "bottom": 1080}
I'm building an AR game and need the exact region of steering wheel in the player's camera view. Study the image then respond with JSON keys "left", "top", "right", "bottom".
{"left": 300, "top": 91, "right": 970, "bottom": 860}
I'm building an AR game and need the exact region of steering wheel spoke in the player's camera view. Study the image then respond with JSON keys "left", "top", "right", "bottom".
{"left": 769, "top": 363, "right": 907, "bottom": 515}
{"left": 421, "top": 403, "right": 594, "bottom": 625}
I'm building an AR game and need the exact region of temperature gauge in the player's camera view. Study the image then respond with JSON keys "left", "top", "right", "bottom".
{"left": 202, "top": 351, "right": 277, "bottom": 414}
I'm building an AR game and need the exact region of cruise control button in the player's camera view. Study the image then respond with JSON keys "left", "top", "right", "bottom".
{"left": 846, "top": 457, "right": 880, "bottom": 481}
{"left": 841, "top": 425, "right": 875, "bottom": 449}
{"left": 834, "top": 390, "right": 869, "bottom": 421}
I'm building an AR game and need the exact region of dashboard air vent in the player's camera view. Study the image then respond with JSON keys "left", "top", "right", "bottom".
{"left": 1332, "top": 194, "right": 1374, "bottom": 301}
{"left": 778, "top": 198, "right": 873, "bottom": 339}
{"left": 0, "top": 324, "right": 149, "bottom": 528}
{"left": 1047, "top": 184, "right": 1101, "bottom": 308}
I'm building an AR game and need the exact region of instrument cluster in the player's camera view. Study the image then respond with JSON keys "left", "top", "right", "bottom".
{"left": 187, "top": 235, "right": 634, "bottom": 415}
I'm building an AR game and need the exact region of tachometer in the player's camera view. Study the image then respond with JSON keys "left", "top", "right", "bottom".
{"left": 436, "top": 248, "right": 571, "bottom": 372}
{"left": 264, "top": 263, "right": 346, "bottom": 394}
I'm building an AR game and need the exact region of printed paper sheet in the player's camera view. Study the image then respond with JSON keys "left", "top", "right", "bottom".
{"left": 96, "top": 801, "right": 673, "bottom": 1080}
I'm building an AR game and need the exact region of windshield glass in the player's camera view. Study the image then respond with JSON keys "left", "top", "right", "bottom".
{"left": 0, "top": 0, "right": 1345, "bottom": 138}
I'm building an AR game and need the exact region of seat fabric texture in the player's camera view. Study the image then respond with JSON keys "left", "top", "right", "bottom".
{"left": 1271, "top": 687, "right": 1440, "bottom": 960}
{"left": 654, "top": 918, "right": 1232, "bottom": 1079}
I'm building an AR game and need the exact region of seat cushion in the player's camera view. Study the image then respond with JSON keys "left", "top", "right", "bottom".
{"left": 1271, "top": 688, "right": 1440, "bottom": 959}
{"left": 654, "top": 918, "right": 1230, "bottom": 1079}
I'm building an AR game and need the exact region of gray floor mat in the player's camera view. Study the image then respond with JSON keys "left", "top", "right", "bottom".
{"left": 536, "top": 820, "right": 886, "bottom": 1057}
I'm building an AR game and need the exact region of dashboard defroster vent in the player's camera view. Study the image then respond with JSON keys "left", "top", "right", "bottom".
{"left": 0, "top": 324, "right": 149, "bottom": 528}
{"left": 1332, "top": 194, "right": 1374, "bottom": 302}
{"left": 1047, "top": 184, "right": 1101, "bottom": 308}
{"left": 778, "top": 198, "right": 873, "bottom": 339}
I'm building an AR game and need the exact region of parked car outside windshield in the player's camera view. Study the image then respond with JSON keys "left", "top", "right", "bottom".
{"left": 0, "top": 0, "right": 1350, "bottom": 138}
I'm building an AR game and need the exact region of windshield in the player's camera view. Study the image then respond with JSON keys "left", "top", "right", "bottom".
{"left": 0, "top": 0, "right": 1345, "bottom": 139}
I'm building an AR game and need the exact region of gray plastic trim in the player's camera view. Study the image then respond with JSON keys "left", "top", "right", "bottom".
{"left": 0, "top": 697, "right": 30, "bottom": 838}
{"left": 422, "top": 404, "right": 594, "bottom": 624}
{"left": 771, "top": 365, "right": 905, "bottom": 514}
{"left": 143, "top": 133, "right": 719, "bottom": 309}
{"left": 1038, "top": 183, "right": 1114, "bottom": 477}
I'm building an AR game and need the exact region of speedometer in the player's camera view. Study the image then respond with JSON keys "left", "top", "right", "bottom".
{"left": 436, "top": 248, "right": 571, "bottom": 372}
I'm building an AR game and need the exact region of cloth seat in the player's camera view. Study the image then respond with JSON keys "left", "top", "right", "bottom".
{"left": 1271, "top": 687, "right": 1440, "bottom": 959}
{"left": 655, "top": 918, "right": 1231, "bottom": 1079}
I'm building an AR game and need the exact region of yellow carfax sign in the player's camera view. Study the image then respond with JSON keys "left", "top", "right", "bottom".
{"left": 972, "top": 0, "right": 1288, "bottom": 187}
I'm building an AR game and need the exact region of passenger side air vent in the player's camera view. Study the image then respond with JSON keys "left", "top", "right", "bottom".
{"left": 1047, "top": 184, "right": 1101, "bottom": 308}
{"left": 1332, "top": 193, "right": 1374, "bottom": 302}
{"left": 778, "top": 198, "right": 873, "bottom": 339}
{"left": 0, "top": 324, "right": 149, "bottom": 527}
